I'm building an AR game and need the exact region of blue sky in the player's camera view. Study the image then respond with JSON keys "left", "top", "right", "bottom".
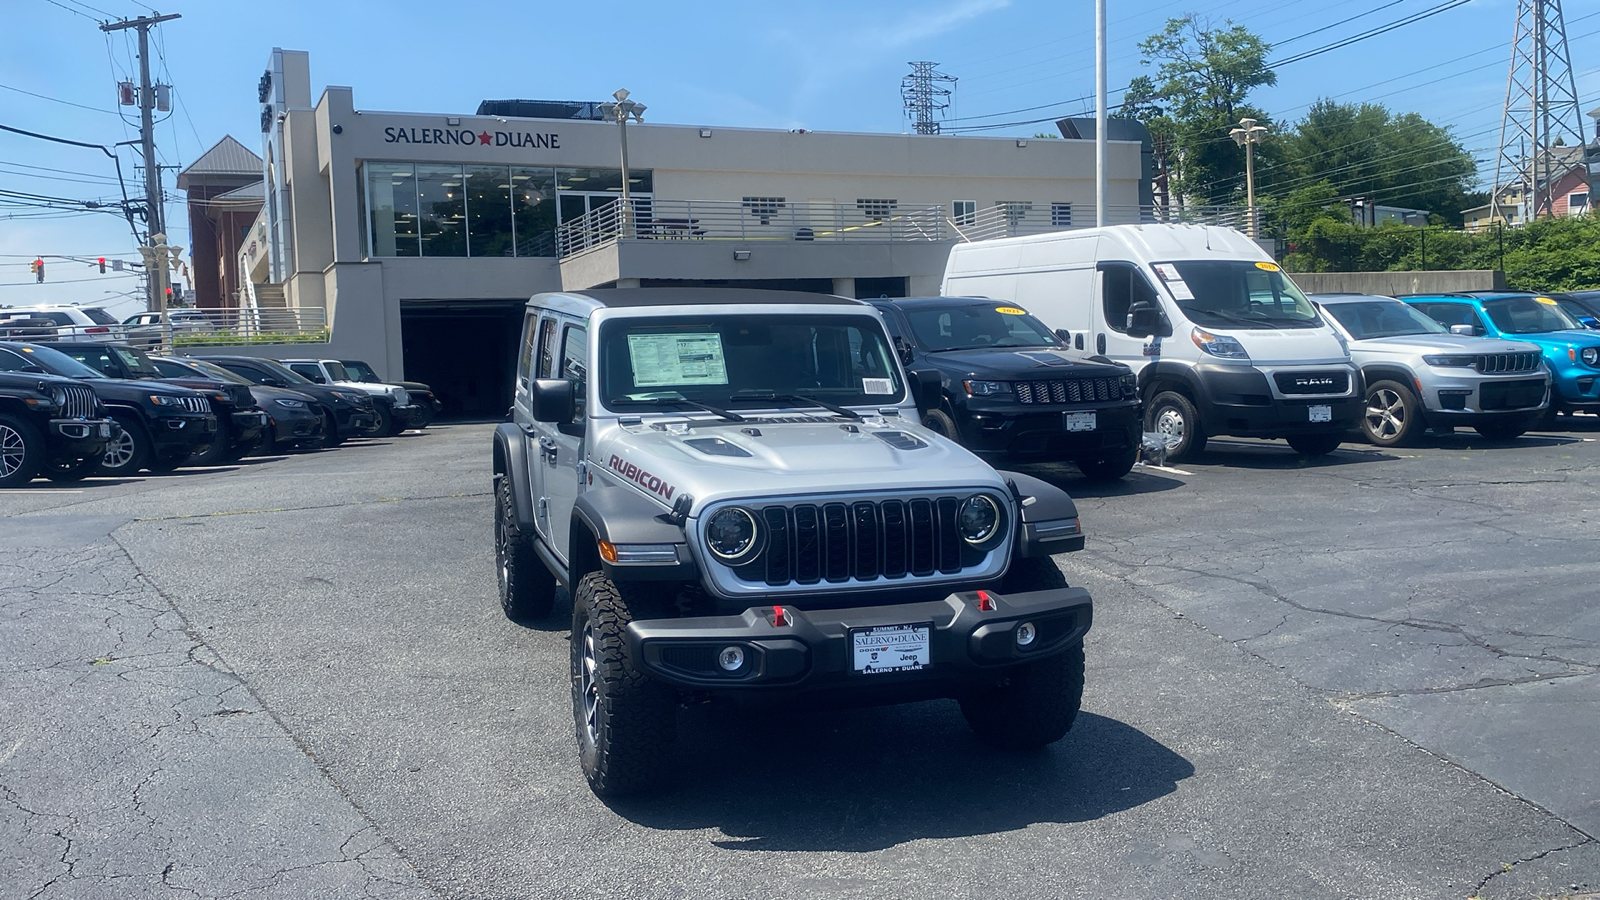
{"left": 4, "top": 0, "right": 1597, "bottom": 316}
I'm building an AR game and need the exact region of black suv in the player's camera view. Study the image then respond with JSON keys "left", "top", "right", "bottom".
{"left": 151, "top": 357, "right": 325, "bottom": 453}
{"left": 0, "top": 368, "right": 117, "bottom": 486}
{"left": 0, "top": 341, "right": 216, "bottom": 475}
{"left": 197, "top": 355, "right": 377, "bottom": 446}
{"left": 869, "top": 298, "right": 1143, "bottom": 480}
{"left": 52, "top": 341, "right": 268, "bottom": 465}
{"left": 339, "top": 359, "right": 442, "bottom": 428}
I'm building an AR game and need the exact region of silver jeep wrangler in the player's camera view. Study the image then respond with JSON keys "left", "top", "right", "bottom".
{"left": 492, "top": 288, "right": 1093, "bottom": 797}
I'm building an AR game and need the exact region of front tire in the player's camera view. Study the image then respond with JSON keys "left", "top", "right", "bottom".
{"left": 44, "top": 456, "right": 100, "bottom": 483}
{"left": 1474, "top": 421, "right": 1527, "bottom": 441}
{"left": 367, "top": 405, "right": 393, "bottom": 438}
{"left": 495, "top": 474, "right": 557, "bottom": 620}
{"left": 0, "top": 414, "right": 45, "bottom": 488}
{"left": 320, "top": 409, "right": 345, "bottom": 448}
{"left": 921, "top": 408, "right": 960, "bottom": 441}
{"left": 98, "top": 415, "right": 151, "bottom": 476}
{"left": 1145, "top": 390, "right": 1205, "bottom": 461}
{"left": 1076, "top": 446, "right": 1137, "bottom": 481}
{"left": 1286, "top": 433, "right": 1344, "bottom": 457}
{"left": 1361, "top": 380, "right": 1422, "bottom": 446}
{"left": 187, "top": 421, "right": 231, "bottom": 466}
{"left": 571, "top": 572, "right": 677, "bottom": 797}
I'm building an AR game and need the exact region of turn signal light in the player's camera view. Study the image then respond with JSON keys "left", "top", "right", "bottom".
{"left": 599, "top": 540, "right": 618, "bottom": 563}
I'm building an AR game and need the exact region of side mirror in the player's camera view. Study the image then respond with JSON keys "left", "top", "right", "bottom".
{"left": 1126, "top": 303, "right": 1164, "bottom": 338}
{"left": 1448, "top": 324, "right": 1476, "bottom": 336}
{"left": 892, "top": 336, "right": 915, "bottom": 367}
{"left": 909, "top": 369, "right": 942, "bottom": 416}
{"left": 1578, "top": 316, "right": 1600, "bottom": 329}
{"left": 1053, "top": 328, "right": 1072, "bottom": 345}
{"left": 264, "top": 378, "right": 288, "bottom": 388}
{"left": 530, "top": 378, "right": 575, "bottom": 423}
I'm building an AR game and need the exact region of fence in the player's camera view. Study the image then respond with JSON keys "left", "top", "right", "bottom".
{"left": 557, "top": 199, "right": 951, "bottom": 257}
{"left": 127, "top": 307, "right": 330, "bottom": 350}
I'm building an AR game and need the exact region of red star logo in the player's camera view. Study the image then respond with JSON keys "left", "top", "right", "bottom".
{"left": 478, "top": 131, "right": 492, "bottom": 145}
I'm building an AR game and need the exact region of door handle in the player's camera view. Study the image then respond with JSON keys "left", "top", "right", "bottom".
{"left": 538, "top": 436, "right": 558, "bottom": 462}
{"left": 1074, "top": 334, "right": 1084, "bottom": 350}
{"left": 1096, "top": 333, "right": 1106, "bottom": 355}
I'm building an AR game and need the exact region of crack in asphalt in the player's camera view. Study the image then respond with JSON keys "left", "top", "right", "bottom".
{"left": 1474, "top": 837, "right": 1599, "bottom": 895}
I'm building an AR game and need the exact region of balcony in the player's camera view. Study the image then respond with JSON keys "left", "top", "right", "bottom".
{"left": 557, "top": 199, "right": 949, "bottom": 258}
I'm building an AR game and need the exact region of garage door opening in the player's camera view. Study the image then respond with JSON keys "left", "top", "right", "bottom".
{"left": 400, "top": 300, "right": 524, "bottom": 421}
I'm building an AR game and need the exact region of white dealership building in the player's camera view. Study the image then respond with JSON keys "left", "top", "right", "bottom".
{"left": 204, "top": 49, "right": 1152, "bottom": 416}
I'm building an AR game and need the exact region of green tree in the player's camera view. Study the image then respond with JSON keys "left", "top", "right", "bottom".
{"left": 1122, "top": 17, "right": 1276, "bottom": 207}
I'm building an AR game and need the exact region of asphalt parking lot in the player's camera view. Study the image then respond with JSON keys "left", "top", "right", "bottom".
{"left": 2, "top": 422, "right": 1597, "bottom": 900}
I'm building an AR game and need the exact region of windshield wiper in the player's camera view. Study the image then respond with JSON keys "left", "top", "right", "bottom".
{"left": 616, "top": 397, "right": 744, "bottom": 422}
{"left": 731, "top": 389, "right": 862, "bottom": 421}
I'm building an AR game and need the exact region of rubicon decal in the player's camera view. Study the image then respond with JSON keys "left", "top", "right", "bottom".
{"left": 608, "top": 455, "right": 676, "bottom": 500}
{"left": 383, "top": 127, "right": 560, "bottom": 149}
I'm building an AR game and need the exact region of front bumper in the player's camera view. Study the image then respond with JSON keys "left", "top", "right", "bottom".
{"left": 149, "top": 412, "right": 218, "bottom": 456}
{"left": 1552, "top": 368, "right": 1600, "bottom": 410}
{"left": 333, "top": 405, "right": 377, "bottom": 436}
{"left": 626, "top": 585, "right": 1092, "bottom": 692}
{"left": 48, "top": 417, "right": 117, "bottom": 460}
{"left": 270, "top": 406, "right": 324, "bottom": 442}
{"left": 392, "top": 403, "right": 422, "bottom": 426}
{"left": 958, "top": 401, "right": 1141, "bottom": 458}
{"left": 229, "top": 409, "right": 269, "bottom": 447}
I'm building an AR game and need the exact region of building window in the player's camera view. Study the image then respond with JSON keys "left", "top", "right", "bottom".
{"left": 743, "top": 197, "right": 786, "bottom": 226}
{"left": 1051, "top": 203, "right": 1073, "bottom": 228}
{"left": 365, "top": 162, "right": 420, "bottom": 257}
{"left": 512, "top": 167, "right": 558, "bottom": 257}
{"left": 953, "top": 200, "right": 976, "bottom": 226}
{"left": 465, "top": 166, "right": 514, "bottom": 257}
{"left": 416, "top": 164, "right": 468, "bottom": 257}
{"left": 857, "top": 198, "right": 898, "bottom": 222}
{"left": 996, "top": 201, "right": 1033, "bottom": 226}
{"left": 1569, "top": 191, "right": 1589, "bottom": 216}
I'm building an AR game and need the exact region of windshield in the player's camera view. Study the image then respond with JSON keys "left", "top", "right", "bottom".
{"left": 112, "top": 345, "right": 164, "bottom": 378}
{"left": 903, "top": 305, "right": 1059, "bottom": 351}
{"left": 2, "top": 343, "right": 105, "bottom": 379}
{"left": 257, "top": 359, "right": 315, "bottom": 384}
{"left": 341, "top": 360, "right": 378, "bottom": 381}
{"left": 183, "top": 358, "right": 253, "bottom": 385}
{"left": 323, "top": 361, "right": 351, "bottom": 382}
{"left": 1482, "top": 296, "right": 1582, "bottom": 334}
{"left": 598, "top": 314, "right": 903, "bottom": 410}
{"left": 1155, "top": 260, "right": 1321, "bottom": 329}
{"left": 1322, "top": 300, "right": 1447, "bottom": 339}
{"left": 81, "top": 308, "right": 119, "bottom": 326}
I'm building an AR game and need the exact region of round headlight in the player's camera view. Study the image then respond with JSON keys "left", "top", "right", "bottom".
{"left": 957, "top": 495, "right": 1001, "bottom": 546}
{"left": 50, "top": 386, "right": 69, "bottom": 406}
{"left": 1582, "top": 346, "right": 1599, "bottom": 366}
{"left": 706, "top": 507, "right": 761, "bottom": 563}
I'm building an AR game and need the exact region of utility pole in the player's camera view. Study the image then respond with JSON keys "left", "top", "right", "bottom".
{"left": 100, "top": 12, "right": 180, "bottom": 313}
{"left": 1494, "top": 0, "right": 1584, "bottom": 223}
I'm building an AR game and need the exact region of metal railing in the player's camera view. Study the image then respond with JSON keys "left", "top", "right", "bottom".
{"left": 125, "top": 307, "right": 330, "bottom": 350}
{"left": 947, "top": 204, "right": 1260, "bottom": 242}
{"left": 557, "top": 199, "right": 950, "bottom": 257}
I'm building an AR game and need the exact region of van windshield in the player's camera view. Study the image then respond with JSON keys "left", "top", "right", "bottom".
{"left": 1154, "top": 260, "right": 1321, "bottom": 329}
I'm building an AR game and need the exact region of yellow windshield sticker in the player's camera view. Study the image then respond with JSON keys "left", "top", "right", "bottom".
{"left": 1255, "top": 261, "right": 1281, "bottom": 271}
{"left": 995, "top": 306, "right": 1027, "bottom": 315}
{"left": 1535, "top": 296, "right": 1557, "bottom": 305}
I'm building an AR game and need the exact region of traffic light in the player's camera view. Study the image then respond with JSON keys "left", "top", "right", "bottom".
{"left": 31, "top": 258, "right": 44, "bottom": 283}
{"left": 98, "top": 257, "right": 106, "bottom": 274}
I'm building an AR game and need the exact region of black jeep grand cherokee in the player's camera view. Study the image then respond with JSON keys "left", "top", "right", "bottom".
{"left": 0, "top": 368, "right": 116, "bottom": 487}
{"left": 869, "top": 297, "right": 1143, "bottom": 480}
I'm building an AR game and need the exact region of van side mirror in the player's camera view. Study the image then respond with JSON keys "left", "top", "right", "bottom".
{"left": 1053, "top": 328, "right": 1072, "bottom": 345}
{"left": 530, "top": 378, "right": 574, "bottom": 423}
{"left": 909, "top": 369, "right": 942, "bottom": 416}
{"left": 1126, "top": 302, "right": 1164, "bottom": 338}
{"left": 1448, "top": 324, "right": 1477, "bottom": 336}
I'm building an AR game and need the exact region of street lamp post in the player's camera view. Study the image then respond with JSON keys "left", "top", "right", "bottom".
{"left": 598, "top": 89, "right": 646, "bottom": 234}
{"left": 1229, "top": 117, "right": 1268, "bottom": 237}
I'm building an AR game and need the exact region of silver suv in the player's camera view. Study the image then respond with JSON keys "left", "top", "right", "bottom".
{"left": 1311, "top": 294, "right": 1549, "bottom": 444}
{"left": 492, "top": 288, "right": 1094, "bottom": 797}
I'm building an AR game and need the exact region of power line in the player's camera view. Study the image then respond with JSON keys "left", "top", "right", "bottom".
{"left": 0, "top": 81, "right": 116, "bottom": 116}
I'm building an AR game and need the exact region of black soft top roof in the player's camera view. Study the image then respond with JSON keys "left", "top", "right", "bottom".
{"left": 567, "top": 288, "right": 867, "bottom": 309}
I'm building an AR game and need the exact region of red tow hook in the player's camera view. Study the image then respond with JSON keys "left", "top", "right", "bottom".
{"left": 976, "top": 590, "right": 996, "bottom": 612}
{"left": 771, "top": 606, "right": 790, "bottom": 627}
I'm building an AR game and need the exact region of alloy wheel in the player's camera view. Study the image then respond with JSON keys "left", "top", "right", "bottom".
{"left": 1366, "top": 389, "right": 1405, "bottom": 441}
{"left": 580, "top": 621, "right": 601, "bottom": 747}
{"left": 102, "top": 429, "right": 136, "bottom": 470}
{"left": 0, "top": 424, "right": 25, "bottom": 479}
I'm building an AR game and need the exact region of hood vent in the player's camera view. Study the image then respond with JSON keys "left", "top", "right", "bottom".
{"left": 683, "top": 437, "right": 752, "bottom": 457}
{"left": 872, "top": 430, "right": 927, "bottom": 450}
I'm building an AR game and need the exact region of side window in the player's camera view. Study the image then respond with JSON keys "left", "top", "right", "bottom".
{"left": 224, "top": 364, "right": 269, "bottom": 385}
{"left": 1101, "top": 264, "right": 1156, "bottom": 334}
{"left": 0, "top": 348, "right": 33, "bottom": 371}
{"left": 516, "top": 313, "right": 537, "bottom": 388}
{"left": 560, "top": 324, "right": 587, "bottom": 421}
{"left": 288, "top": 363, "right": 326, "bottom": 383}
{"left": 1417, "top": 303, "right": 1485, "bottom": 334}
{"left": 537, "top": 316, "right": 558, "bottom": 379}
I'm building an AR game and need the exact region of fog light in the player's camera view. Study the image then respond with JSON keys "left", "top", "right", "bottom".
{"left": 1016, "top": 622, "right": 1037, "bottom": 647}
{"left": 718, "top": 646, "right": 746, "bottom": 672}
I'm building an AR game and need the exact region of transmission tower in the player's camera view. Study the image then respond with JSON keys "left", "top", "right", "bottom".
{"left": 1493, "top": 0, "right": 1588, "bottom": 223}
{"left": 901, "top": 62, "right": 957, "bottom": 135}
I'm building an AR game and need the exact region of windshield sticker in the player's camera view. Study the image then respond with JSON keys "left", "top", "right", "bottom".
{"left": 1255, "top": 261, "right": 1281, "bottom": 271}
{"left": 1153, "top": 263, "right": 1182, "bottom": 281}
{"left": 1166, "top": 279, "right": 1195, "bottom": 301}
{"left": 626, "top": 333, "right": 729, "bottom": 387}
{"left": 862, "top": 377, "right": 894, "bottom": 395}
{"left": 994, "top": 306, "right": 1027, "bottom": 315}
{"left": 1535, "top": 296, "right": 1558, "bottom": 305}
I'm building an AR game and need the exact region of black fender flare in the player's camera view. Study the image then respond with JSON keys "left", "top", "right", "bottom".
{"left": 993, "top": 469, "right": 1086, "bottom": 556}
{"left": 1138, "top": 360, "right": 1205, "bottom": 404}
{"left": 571, "top": 486, "right": 697, "bottom": 582}
{"left": 491, "top": 423, "right": 536, "bottom": 531}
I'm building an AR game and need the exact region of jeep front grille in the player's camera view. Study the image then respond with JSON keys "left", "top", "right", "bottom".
{"left": 167, "top": 395, "right": 210, "bottom": 413}
{"left": 755, "top": 497, "right": 968, "bottom": 586}
{"left": 1475, "top": 352, "right": 1542, "bottom": 374}
{"left": 1273, "top": 371, "right": 1350, "bottom": 395}
{"left": 61, "top": 385, "right": 97, "bottom": 419}
{"left": 1015, "top": 377, "right": 1120, "bottom": 404}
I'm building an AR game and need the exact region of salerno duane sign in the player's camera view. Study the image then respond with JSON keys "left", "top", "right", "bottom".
{"left": 383, "top": 126, "right": 560, "bottom": 149}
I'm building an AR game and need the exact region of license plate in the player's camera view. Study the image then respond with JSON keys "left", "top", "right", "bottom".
{"left": 1063, "top": 411, "right": 1097, "bottom": 432}
{"left": 99, "top": 423, "right": 111, "bottom": 437}
{"left": 851, "top": 623, "right": 931, "bottom": 674}
{"left": 1309, "top": 405, "right": 1333, "bottom": 423}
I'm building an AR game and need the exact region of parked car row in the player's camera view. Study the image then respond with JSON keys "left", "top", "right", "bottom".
{"left": 0, "top": 338, "right": 438, "bottom": 487}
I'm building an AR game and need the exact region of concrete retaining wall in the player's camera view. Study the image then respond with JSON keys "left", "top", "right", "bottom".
{"left": 1291, "top": 270, "right": 1505, "bottom": 296}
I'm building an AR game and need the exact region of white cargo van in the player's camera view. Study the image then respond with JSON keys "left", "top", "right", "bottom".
{"left": 941, "top": 224, "right": 1361, "bottom": 460}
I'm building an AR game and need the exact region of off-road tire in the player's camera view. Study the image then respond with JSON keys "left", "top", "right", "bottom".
{"left": 0, "top": 414, "right": 45, "bottom": 488}
{"left": 412, "top": 404, "right": 434, "bottom": 429}
{"left": 922, "top": 408, "right": 960, "bottom": 441}
{"left": 571, "top": 571, "right": 678, "bottom": 797}
{"left": 1474, "top": 422, "right": 1527, "bottom": 441}
{"left": 383, "top": 409, "right": 407, "bottom": 437}
{"left": 1361, "top": 380, "right": 1423, "bottom": 447}
{"left": 1145, "top": 390, "right": 1206, "bottom": 461}
{"left": 1286, "top": 433, "right": 1344, "bottom": 457}
{"left": 98, "top": 415, "right": 151, "bottom": 476}
{"left": 1076, "top": 446, "right": 1137, "bottom": 481}
{"left": 495, "top": 475, "right": 557, "bottom": 620}
{"left": 44, "top": 456, "right": 100, "bottom": 483}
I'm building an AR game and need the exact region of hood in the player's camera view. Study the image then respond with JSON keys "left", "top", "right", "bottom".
{"left": 83, "top": 378, "right": 203, "bottom": 401}
{"left": 590, "top": 414, "right": 1006, "bottom": 513}
{"left": 1222, "top": 326, "right": 1349, "bottom": 366}
{"left": 925, "top": 347, "right": 1126, "bottom": 378}
{"left": 1349, "top": 334, "right": 1541, "bottom": 356}
{"left": 1506, "top": 328, "right": 1600, "bottom": 350}
{"left": 249, "top": 384, "right": 319, "bottom": 405}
